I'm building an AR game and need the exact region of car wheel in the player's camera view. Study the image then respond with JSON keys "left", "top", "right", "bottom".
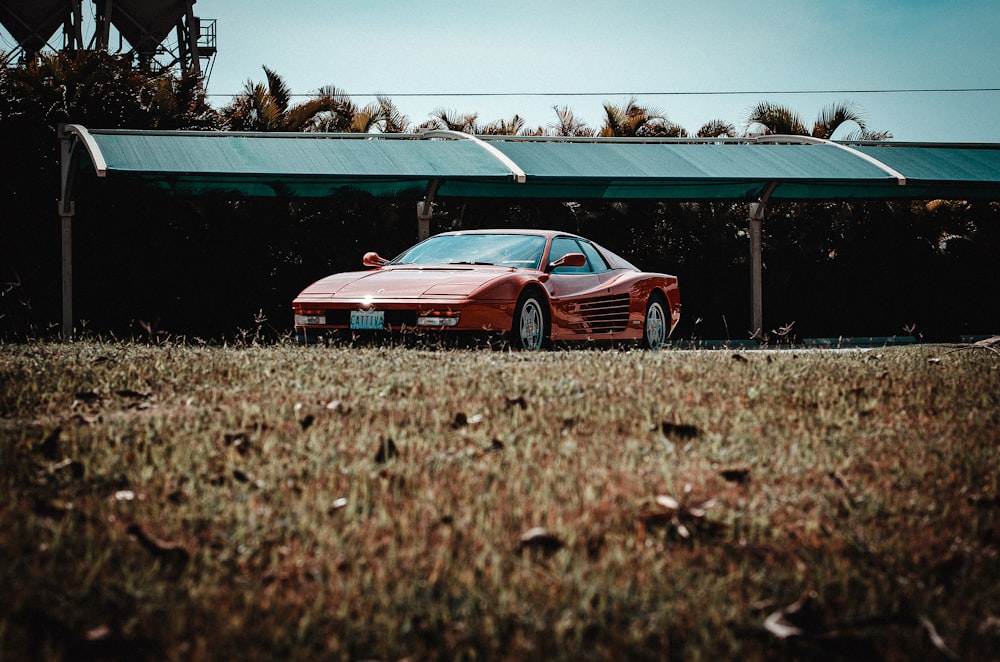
{"left": 511, "top": 292, "right": 548, "bottom": 351}
{"left": 642, "top": 293, "right": 669, "bottom": 350}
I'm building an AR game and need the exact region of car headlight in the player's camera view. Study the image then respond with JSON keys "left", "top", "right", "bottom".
{"left": 295, "top": 312, "right": 326, "bottom": 325}
{"left": 416, "top": 310, "right": 460, "bottom": 327}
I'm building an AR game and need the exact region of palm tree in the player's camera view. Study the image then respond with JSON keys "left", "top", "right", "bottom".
{"left": 222, "top": 66, "right": 344, "bottom": 132}
{"left": 744, "top": 100, "right": 892, "bottom": 140}
{"left": 361, "top": 95, "right": 412, "bottom": 133}
{"left": 480, "top": 114, "right": 528, "bottom": 136}
{"left": 696, "top": 119, "right": 737, "bottom": 138}
{"left": 548, "top": 105, "right": 595, "bottom": 137}
{"left": 743, "top": 101, "right": 809, "bottom": 136}
{"left": 599, "top": 98, "right": 688, "bottom": 137}
{"left": 420, "top": 108, "right": 480, "bottom": 133}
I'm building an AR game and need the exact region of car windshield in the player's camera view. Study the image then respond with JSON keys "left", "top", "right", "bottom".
{"left": 391, "top": 233, "right": 547, "bottom": 269}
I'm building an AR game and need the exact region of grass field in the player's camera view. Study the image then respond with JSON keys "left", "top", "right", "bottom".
{"left": 1, "top": 340, "right": 998, "bottom": 660}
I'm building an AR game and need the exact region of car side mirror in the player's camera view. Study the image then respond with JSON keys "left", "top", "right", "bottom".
{"left": 362, "top": 252, "right": 388, "bottom": 268}
{"left": 547, "top": 252, "right": 587, "bottom": 272}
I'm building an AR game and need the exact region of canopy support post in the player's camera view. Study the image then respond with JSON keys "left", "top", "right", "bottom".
{"left": 58, "top": 125, "right": 78, "bottom": 342}
{"left": 748, "top": 204, "right": 764, "bottom": 340}
{"left": 748, "top": 182, "right": 777, "bottom": 341}
{"left": 417, "top": 179, "right": 440, "bottom": 240}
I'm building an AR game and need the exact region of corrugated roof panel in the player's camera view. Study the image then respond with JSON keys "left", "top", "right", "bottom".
{"left": 858, "top": 145, "right": 1000, "bottom": 183}
{"left": 492, "top": 141, "right": 897, "bottom": 183}
{"left": 90, "top": 132, "right": 513, "bottom": 178}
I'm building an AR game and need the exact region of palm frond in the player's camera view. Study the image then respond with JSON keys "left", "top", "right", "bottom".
{"left": 261, "top": 66, "right": 292, "bottom": 114}
{"left": 283, "top": 96, "right": 341, "bottom": 131}
{"left": 374, "top": 95, "right": 411, "bottom": 133}
{"left": 697, "top": 119, "right": 736, "bottom": 138}
{"left": 428, "top": 108, "right": 478, "bottom": 133}
{"left": 813, "top": 100, "right": 867, "bottom": 139}
{"left": 744, "top": 101, "right": 807, "bottom": 136}
{"left": 548, "top": 105, "right": 594, "bottom": 137}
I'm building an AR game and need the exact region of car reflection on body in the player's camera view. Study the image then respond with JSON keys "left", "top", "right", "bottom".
{"left": 293, "top": 229, "right": 680, "bottom": 350}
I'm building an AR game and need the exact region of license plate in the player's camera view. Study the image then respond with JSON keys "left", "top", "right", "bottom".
{"left": 350, "top": 310, "right": 385, "bottom": 330}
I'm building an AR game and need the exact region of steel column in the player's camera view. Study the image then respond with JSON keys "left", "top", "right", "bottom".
{"left": 748, "top": 204, "right": 763, "bottom": 339}
{"left": 58, "top": 126, "right": 77, "bottom": 341}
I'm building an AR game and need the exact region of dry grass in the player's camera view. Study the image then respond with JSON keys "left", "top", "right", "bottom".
{"left": 1, "top": 340, "right": 998, "bottom": 660}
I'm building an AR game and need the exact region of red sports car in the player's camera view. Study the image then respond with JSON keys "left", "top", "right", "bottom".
{"left": 292, "top": 229, "right": 680, "bottom": 350}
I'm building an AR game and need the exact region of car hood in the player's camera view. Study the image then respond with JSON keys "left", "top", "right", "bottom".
{"left": 300, "top": 266, "right": 511, "bottom": 299}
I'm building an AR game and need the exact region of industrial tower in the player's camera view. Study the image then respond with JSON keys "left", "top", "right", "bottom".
{"left": 0, "top": 0, "right": 216, "bottom": 79}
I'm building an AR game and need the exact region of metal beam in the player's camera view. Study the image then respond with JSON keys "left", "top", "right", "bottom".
{"left": 749, "top": 182, "right": 777, "bottom": 340}
{"left": 416, "top": 179, "right": 440, "bottom": 240}
{"left": 753, "top": 134, "right": 907, "bottom": 185}
{"left": 58, "top": 125, "right": 78, "bottom": 341}
{"left": 422, "top": 130, "right": 527, "bottom": 183}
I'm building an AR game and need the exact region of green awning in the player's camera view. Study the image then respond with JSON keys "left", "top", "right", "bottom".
{"left": 67, "top": 126, "right": 1000, "bottom": 201}
{"left": 76, "top": 129, "right": 514, "bottom": 198}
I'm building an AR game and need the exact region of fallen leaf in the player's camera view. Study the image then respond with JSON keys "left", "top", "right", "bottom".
{"left": 37, "top": 427, "right": 62, "bottom": 459}
{"left": 74, "top": 390, "right": 102, "bottom": 403}
{"left": 655, "top": 495, "right": 680, "bottom": 511}
{"left": 126, "top": 523, "right": 190, "bottom": 566}
{"left": 919, "top": 615, "right": 959, "bottom": 661}
{"left": 374, "top": 437, "right": 399, "bottom": 463}
{"left": 48, "top": 457, "right": 84, "bottom": 480}
{"left": 720, "top": 467, "right": 751, "bottom": 483}
{"left": 116, "top": 389, "right": 150, "bottom": 399}
{"left": 224, "top": 432, "right": 251, "bottom": 455}
{"left": 763, "top": 593, "right": 825, "bottom": 640}
{"left": 325, "top": 400, "right": 351, "bottom": 414}
{"left": 517, "top": 527, "right": 564, "bottom": 555}
{"left": 661, "top": 421, "right": 701, "bottom": 439}
{"left": 505, "top": 395, "right": 528, "bottom": 410}
{"left": 686, "top": 499, "right": 715, "bottom": 518}
{"left": 85, "top": 625, "right": 112, "bottom": 641}
{"left": 33, "top": 497, "right": 74, "bottom": 519}
{"left": 231, "top": 469, "right": 264, "bottom": 488}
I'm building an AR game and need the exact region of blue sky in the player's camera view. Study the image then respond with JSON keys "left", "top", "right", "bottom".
{"left": 5, "top": 0, "right": 998, "bottom": 141}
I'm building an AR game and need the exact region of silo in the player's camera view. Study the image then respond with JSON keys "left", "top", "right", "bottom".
{"left": 0, "top": 0, "right": 78, "bottom": 58}
{"left": 102, "top": 0, "right": 195, "bottom": 59}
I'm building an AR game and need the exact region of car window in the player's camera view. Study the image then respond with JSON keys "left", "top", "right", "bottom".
{"left": 578, "top": 240, "right": 609, "bottom": 272}
{"left": 548, "top": 237, "right": 592, "bottom": 274}
{"left": 392, "top": 234, "right": 546, "bottom": 268}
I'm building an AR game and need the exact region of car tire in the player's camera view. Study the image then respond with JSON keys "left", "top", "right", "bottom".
{"left": 511, "top": 291, "right": 548, "bottom": 351}
{"left": 642, "top": 292, "right": 669, "bottom": 350}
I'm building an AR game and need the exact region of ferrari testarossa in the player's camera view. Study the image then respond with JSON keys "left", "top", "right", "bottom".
{"left": 292, "top": 229, "right": 680, "bottom": 350}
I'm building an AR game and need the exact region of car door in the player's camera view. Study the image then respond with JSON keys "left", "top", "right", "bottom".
{"left": 544, "top": 237, "right": 631, "bottom": 337}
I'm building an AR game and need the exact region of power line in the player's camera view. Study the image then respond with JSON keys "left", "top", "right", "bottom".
{"left": 204, "top": 87, "right": 1000, "bottom": 98}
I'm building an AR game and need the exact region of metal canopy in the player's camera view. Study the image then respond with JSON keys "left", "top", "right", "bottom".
{"left": 64, "top": 126, "right": 1000, "bottom": 200}
{"left": 58, "top": 125, "right": 1000, "bottom": 341}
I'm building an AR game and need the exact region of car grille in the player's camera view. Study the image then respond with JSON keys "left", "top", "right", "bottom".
{"left": 575, "top": 294, "right": 631, "bottom": 333}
